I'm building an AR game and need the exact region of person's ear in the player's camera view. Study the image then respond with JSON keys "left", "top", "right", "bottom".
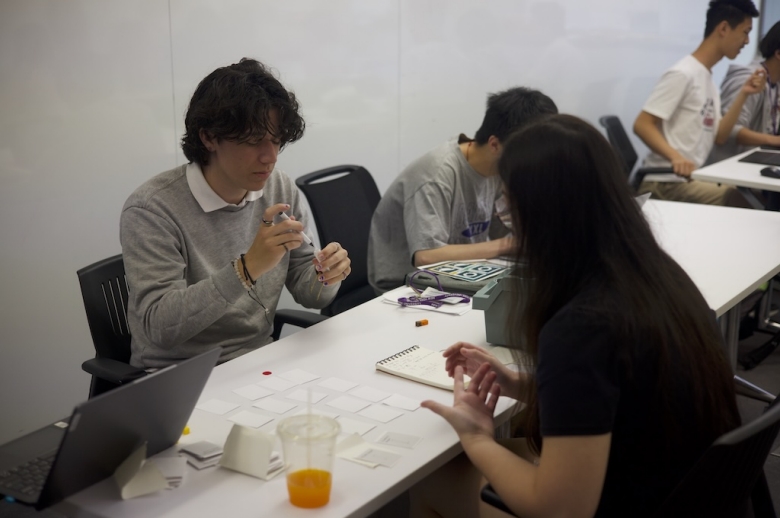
{"left": 199, "top": 129, "right": 217, "bottom": 153}
{"left": 488, "top": 135, "right": 503, "bottom": 154}
{"left": 716, "top": 20, "right": 731, "bottom": 38}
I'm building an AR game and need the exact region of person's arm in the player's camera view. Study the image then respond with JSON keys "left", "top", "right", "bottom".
{"left": 716, "top": 68, "right": 766, "bottom": 145}
{"left": 735, "top": 126, "right": 780, "bottom": 147}
{"left": 423, "top": 365, "right": 611, "bottom": 518}
{"left": 633, "top": 111, "right": 695, "bottom": 177}
{"left": 413, "top": 237, "right": 513, "bottom": 267}
{"left": 121, "top": 206, "right": 246, "bottom": 349}
{"left": 407, "top": 181, "right": 514, "bottom": 267}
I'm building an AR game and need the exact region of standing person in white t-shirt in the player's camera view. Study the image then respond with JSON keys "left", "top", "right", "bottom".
{"left": 633, "top": 0, "right": 764, "bottom": 206}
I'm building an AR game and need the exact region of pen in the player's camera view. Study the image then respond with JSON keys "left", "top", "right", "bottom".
{"left": 277, "top": 212, "right": 321, "bottom": 253}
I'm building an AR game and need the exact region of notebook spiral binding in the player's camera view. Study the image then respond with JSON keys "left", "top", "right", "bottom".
{"left": 377, "top": 345, "right": 420, "bottom": 365}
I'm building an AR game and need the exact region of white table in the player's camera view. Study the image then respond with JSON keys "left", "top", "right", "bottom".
{"left": 58, "top": 200, "right": 780, "bottom": 517}
{"left": 642, "top": 200, "right": 780, "bottom": 367}
{"left": 58, "top": 299, "right": 515, "bottom": 518}
{"left": 693, "top": 148, "right": 780, "bottom": 209}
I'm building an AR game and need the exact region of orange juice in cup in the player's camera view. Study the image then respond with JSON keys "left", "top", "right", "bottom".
{"left": 286, "top": 468, "right": 332, "bottom": 508}
{"left": 277, "top": 415, "right": 340, "bottom": 509}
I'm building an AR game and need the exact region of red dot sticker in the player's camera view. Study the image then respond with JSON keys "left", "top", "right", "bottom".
{"left": 263, "top": 371, "right": 272, "bottom": 376}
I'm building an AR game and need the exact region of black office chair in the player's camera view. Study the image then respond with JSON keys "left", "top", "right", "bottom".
{"left": 598, "top": 115, "right": 675, "bottom": 191}
{"left": 480, "top": 396, "right": 780, "bottom": 517}
{"left": 295, "top": 165, "right": 381, "bottom": 316}
{"left": 78, "top": 254, "right": 327, "bottom": 398}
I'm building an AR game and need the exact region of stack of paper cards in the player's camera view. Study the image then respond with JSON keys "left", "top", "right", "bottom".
{"left": 336, "top": 434, "right": 402, "bottom": 469}
{"left": 180, "top": 441, "right": 223, "bottom": 470}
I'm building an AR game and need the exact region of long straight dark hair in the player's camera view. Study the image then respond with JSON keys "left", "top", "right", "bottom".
{"left": 499, "top": 114, "right": 740, "bottom": 455}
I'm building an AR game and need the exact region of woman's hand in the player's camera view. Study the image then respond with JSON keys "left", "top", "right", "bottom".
{"left": 443, "top": 342, "right": 522, "bottom": 397}
{"left": 421, "top": 363, "right": 501, "bottom": 443}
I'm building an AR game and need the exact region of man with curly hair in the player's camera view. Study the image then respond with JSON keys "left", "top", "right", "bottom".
{"left": 633, "top": 0, "right": 763, "bottom": 206}
{"left": 121, "top": 58, "right": 351, "bottom": 369}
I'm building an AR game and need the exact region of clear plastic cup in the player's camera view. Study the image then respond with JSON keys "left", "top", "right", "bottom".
{"left": 277, "top": 414, "right": 341, "bottom": 508}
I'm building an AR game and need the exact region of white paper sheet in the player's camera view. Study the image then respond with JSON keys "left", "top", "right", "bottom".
{"left": 326, "top": 395, "right": 371, "bottom": 413}
{"left": 318, "top": 377, "right": 359, "bottom": 392}
{"left": 286, "top": 389, "right": 328, "bottom": 404}
{"left": 232, "top": 385, "right": 274, "bottom": 400}
{"left": 382, "top": 394, "right": 421, "bottom": 411}
{"left": 257, "top": 377, "right": 298, "bottom": 392}
{"left": 195, "top": 399, "right": 240, "bottom": 415}
{"left": 252, "top": 398, "right": 298, "bottom": 414}
{"left": 348, "top": 386, "right": 391, "bottom": 403}
{"left": 336, "top": 417, "right": 376, "bottom": 436}
{"left": 278, "top": 368, "right": 320, "bottom": 384}
{"left": 357, "top": 405, "right": 404, "bottom": 423}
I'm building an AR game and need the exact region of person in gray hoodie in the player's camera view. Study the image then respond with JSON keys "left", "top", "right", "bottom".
{"left": 712, "top": 20, "right": 780, "bottom": 163}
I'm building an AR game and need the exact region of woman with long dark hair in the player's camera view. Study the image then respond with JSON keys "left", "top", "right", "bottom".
{"left": 416, "top": 114, "right": 740, "bottom": 517}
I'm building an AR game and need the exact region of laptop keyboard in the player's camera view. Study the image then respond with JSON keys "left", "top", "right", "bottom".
{"left": 0, "top": 453, "right": 55, "bottom": 499}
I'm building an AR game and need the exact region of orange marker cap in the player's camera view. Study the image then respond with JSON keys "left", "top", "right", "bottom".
{"left": 415, "top": 319, "right": 429, "bottom": 327}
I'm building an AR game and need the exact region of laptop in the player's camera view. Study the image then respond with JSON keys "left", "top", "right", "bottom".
{"left": 0, "top": 348, "right": 220, "bottom": 509}
{"left": 738, "top": 150, "right": 780, "bottom": 166}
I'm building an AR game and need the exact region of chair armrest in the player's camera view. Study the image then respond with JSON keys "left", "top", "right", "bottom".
{"left": 480, "top": 484, "right": 517, "bottom": 517}
{"left": 81, "top": 358, "right": 147, "bottom": 385}
{"left": 631, "top": 167, "right": 675, "bottom": 191}
{"left": 272, "top": 309, "right": 329, "bottom": 341}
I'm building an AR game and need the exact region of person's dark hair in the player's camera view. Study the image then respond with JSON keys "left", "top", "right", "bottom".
{"left": 704, "top": 0, "right": 758, "bottom": 38}
{"left": 181, "top": 58, "right": 305, "bottom": 165}
{"left": 473, "top": 87, "right": 557, "bottom": 145}
{"left": 759, "top": 21, "right": 780, "bottom": 59}
{"left": 499, "top": 114, "right": 740, "bottom": 457}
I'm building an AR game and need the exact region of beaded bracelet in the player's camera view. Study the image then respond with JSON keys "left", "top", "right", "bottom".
{"left": 232, "top": 259, "right": 253, "bottom": 291}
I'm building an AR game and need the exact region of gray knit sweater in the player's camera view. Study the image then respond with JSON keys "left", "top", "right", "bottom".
{"left": 120, "top": 164, "right": 336, "bottom": 368}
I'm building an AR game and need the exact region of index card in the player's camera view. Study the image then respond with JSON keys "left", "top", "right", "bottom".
{"left": 327, "top": 395, "right": 371, "bottom": 413}
{"left": 286, "top": 389, "right": 328, "bottom": 404}
{"left": 195, "top": 399, "right": 240, "bottom": 415}
{"left": 349, "top": 386, "right": 392, "bottom": 403}
{"left": 356, "top": 448, "right": 401, "bottom": 468}
{"left": 278, "top": 369, "right": 320, "bottom": 384}
{"left": 252, "top": 398, "right": 298, "bottom": 414}
{"left": 228, "top": 410, "right": 274, "bottom": 428}
{"left": 382, "top": 394, "right": 421, "bottom": 411}
{"left": 293, "top": 408, "right": 340, "bottom": 419}
{"left": 318, "top": 377, "right": 359, "bottom": 392}
{"left": 233, "top": 385, "right": 274, "bottom": 400}
{"left": 336, "top": 417, "right": 376, "bottom": 436}
{"left": 257, "top": 377, "right": 298, "bottom": 392}
{"left": 357, "top": 405, "right": 404, "bottom": 423}
{"left": 376, "top": 431, "right": 422, "bottom": 449}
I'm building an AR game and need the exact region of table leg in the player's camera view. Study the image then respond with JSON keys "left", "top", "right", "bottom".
{"left": 738, "top": 186, "right": 766, "bottom": 210}
{"left": 719, "top": 307, "right": 740, "bottom": 371}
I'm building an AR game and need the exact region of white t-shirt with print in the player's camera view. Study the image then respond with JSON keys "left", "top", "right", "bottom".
{"left": 641, "top": 55, "right": 721, "bottom": 183}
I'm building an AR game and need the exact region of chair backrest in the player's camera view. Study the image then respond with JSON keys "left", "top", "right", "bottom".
{"left": 598, "top": 115, "right": 638, "bottom": 177}
{"left": 295, "top": 165, "right": 381, "bottom": 316}
{"left": 77, "top": 254, "right": 132, "bottom": 365}
{"left": 654, "top": 397, "right": 780, "bottom": 517}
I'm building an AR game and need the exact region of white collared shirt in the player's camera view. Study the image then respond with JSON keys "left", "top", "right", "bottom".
{"left": 186, "top": 162, "right": 264, "bottom": 212}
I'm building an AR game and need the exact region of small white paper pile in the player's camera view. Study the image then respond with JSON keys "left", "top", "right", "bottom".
{"left": 336, "top": 434, "right": 402, "bottom": 469}
{"left": 180, "top": 441, "right": 223, "bottom": 470}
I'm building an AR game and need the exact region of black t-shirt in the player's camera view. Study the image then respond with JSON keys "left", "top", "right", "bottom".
{"left": 536, "top": 289, "right": 719, "bottom": 516}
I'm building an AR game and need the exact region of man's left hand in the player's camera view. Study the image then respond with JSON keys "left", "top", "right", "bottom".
{"left": 314, "top": 242, "right": 351, "bottom": 285}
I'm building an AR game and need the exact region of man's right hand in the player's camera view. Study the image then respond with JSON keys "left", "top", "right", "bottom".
{"left": 242, "top": 203, "right": 305, "bottom": 280}
{"left": 670, "top": 154, "right": 696, "bottom": 178}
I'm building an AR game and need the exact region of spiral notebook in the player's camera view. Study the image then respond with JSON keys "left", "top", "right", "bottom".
{"left": 375, "top": 345, "right": 469, "bottom": 391}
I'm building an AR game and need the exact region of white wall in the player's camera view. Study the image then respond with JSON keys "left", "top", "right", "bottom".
{"left": 0, "top": 0, "right": 762, "bottom": 444}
